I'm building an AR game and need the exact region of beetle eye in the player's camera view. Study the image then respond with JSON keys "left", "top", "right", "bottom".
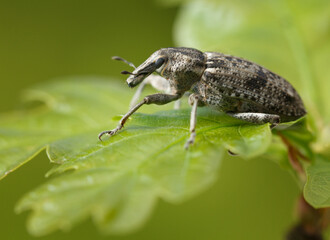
{"left": 154, "top": 57, "right": 165, "bottom": 69}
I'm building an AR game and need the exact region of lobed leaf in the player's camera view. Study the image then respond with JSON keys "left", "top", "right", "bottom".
{"left": 0, "top": 78, "right": 273, "bottom": 235}
{"left": 0, "top": 77, "right": 130, "bottom": 180}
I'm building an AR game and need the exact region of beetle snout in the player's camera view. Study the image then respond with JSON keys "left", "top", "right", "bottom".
{"left": 126, "top": 74, "right": 146, "bottom": 88}
{"left": 124, "top": 53, "right": 165, "bottom": 88}
{"left": 127, "top": 80, "right": 133, "bottom": 88}
{"left": 126, "top": 76, "right": 135, "bottom": 88}
{"left": 127, "top": 79, "right": 135, "bottom": 88}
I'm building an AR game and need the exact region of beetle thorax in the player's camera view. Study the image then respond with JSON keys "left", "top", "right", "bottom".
{"left": 157, "top": 48, "right": 206, "bottom": 94}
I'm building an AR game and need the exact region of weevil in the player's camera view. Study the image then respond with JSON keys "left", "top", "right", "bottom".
{"left": 99, "top": 47, "right": 306, "bottom": 149}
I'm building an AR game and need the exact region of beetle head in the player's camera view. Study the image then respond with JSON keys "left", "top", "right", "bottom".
{"left": 124, "top": 50, "right": 166, "bottom": 88}
{"left": 123, "top": 48, "right": 206, "bottom": 92}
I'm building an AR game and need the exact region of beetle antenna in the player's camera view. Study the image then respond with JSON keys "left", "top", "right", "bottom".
{"left": 112, "top": 56, "right": 136, "bottom": 69}
{"left": 121, "top": 70, "right": 137, "bottom": 75}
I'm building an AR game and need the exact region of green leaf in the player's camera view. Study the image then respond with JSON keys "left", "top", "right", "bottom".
{"left": 0, "top": 78, "right": 273, "bottom": 235}
{"left": 0, "top": 77, "right": 130, "bottom": 180}
{"left": 304, "top": 153, "right": 330, "bottom": 208}
{"left": 274, "top": 117, "right": 315, "bottom": 159}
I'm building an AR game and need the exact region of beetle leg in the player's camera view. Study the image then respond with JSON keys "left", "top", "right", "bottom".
{"left": 129, "top": 80, "right": 147, "bottom": 109}
{"left": 130, "top": 75, "right": 182, "bottom": 110}
{"left": 99, "top": 93, "right": 182, "bottom": 141}
{"left": 184, "top": 94, "right": 201, "bottom": 149}
{"left": 227, "top": 112, "right": 280, "bottom": 128}
{"left": 174, "top": 99, "right": 181, "bottom": 110}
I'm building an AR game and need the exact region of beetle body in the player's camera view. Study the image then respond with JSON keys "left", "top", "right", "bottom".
{"left": 100, "top": 47, "right": 306, "bottom": 148}
{"left": 144, "top": 48, "right": 305, "bottom": 121}
{"left": 200, "top": 51, "right": 306, "bottom": 121}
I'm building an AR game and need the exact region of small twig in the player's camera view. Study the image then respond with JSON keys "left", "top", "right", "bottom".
{"left": 278, "top": 133, "right": 330, "bottom": 239}
{"left": 286, "top": 195, "right": 330, "bottom": 240}
{"left": 278, "top": 132, "right": 306, "bottom": 181}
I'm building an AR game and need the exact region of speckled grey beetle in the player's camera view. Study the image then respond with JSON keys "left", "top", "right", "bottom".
{"left": 99, "top": 47, "right": 306, "bottom": 149}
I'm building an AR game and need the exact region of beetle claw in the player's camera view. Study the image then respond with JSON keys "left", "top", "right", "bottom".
{"left": 184, "top": 140, "right": 193, "bottom": 150}
{"left": 98, "top": 131, "right": 111, "bottom": 141}
{"left": 184, "top": 132, "right": 196, "bottom": 150}
{"left": 98, "top": 127, "right": 121, "bottom": 141}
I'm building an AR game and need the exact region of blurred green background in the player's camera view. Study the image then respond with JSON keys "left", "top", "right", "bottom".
{"left": 0, "top": 0, "right": 301, "bottom": 239}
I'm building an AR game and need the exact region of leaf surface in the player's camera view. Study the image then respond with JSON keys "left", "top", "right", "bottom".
{"left": 304, "top": 153, "right": 330, "bottom": 208}
{"left": 0, "top": 78, "right": 272, "bottom": 235}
